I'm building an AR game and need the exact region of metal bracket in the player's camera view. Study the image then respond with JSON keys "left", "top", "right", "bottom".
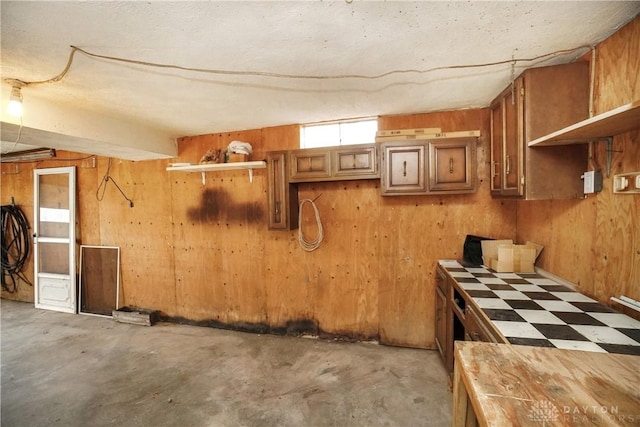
{"left": 605, "top": 137, "right": 613, "bottom": 178}
{"left": 603, "top": 136, "right": 623, "bottom": 178}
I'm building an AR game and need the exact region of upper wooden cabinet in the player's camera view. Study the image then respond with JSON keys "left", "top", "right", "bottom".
{"left": 333, "top": 144, "right": 378, "bottom": 179}
{"left": 380, "top": 143, "right": 426, "bottom": 194}
{"left": 267, "top": 144, "right": 378, "bottom": 230}
{"left": 381, "top": 138, "right": 477, "bottom": 196}
{"left": 428, "top": 139, "right": 476, "bottom": 192}
{"left": 289, "top": 144, "right": 379, "bottom": 183}
{"left": 490, "top": 62, "right": 590, "bottom": 199}
{"left": 289, "top": 149, "right": 332, "bottom": 182}
{"left": 267, "top": 151, "right": 298, "bottom": 230}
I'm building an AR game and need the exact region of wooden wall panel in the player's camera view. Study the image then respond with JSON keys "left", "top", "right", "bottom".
{"left": 516, "top": 16, "right": 640, "bottom": 303}
{"left": 261, "top": 125, "right": 317, "bottom": 331}
{"left": 1, "top": 162, "right": 36, "bottom": 302}
{"left": 377, "top": 108, "right": 517, "bottom": 348}
{"left": 95, "top": 158, "right": 177, "bottom": 314}
{"left": 171, "top": 130, "right": 268, "bottom": 323}
{"left": 296, "top": 180, "right": 380, "bottom": 338}
{"left": 3, "top": 18, "right": 636, "bottom": 349}
{"left": 1, "top": 152, "right": 100, "bottom": 302}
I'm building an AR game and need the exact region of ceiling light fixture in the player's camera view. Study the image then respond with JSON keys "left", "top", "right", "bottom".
{"left": 0, "top": 148, "right": 56, "bottom": 163}
{"left": 5, "top": 79, "right": 25, "bottom": 117}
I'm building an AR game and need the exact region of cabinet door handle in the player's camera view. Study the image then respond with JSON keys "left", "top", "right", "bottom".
{"left": 352, "top": 154, "right": 357, "bottom": 169}
{"left": 275, "top": 201, "right": 280, "bottom": 215}
{"left": 491, "top": 161, "right": 498, "bottom": 178}
{"left": 403, "top": 161, "right": 407, "bottom": 177}
{"left": 308, "top": 157, "right": 312, "bottom": 171}
{"left": 506, "top": 155, "right": 511, "bottom": 175}
{"left": 449, "top": 158, "right": 454, "bottom": 174}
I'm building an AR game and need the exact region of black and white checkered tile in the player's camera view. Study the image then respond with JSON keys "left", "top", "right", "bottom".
{"left": 439, "top": 260, "right": 640, "bottom": 356}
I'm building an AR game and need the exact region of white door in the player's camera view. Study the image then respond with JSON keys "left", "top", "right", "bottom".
{"left": 34, "top": 166, "right": 77, "bottom": 313}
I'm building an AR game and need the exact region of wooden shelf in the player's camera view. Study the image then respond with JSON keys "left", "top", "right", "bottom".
{"left": 528, "top": 100, "right": 640, "bottom": 147}
{"left": 166, "top": 161, "right": 266, "bottom": 184}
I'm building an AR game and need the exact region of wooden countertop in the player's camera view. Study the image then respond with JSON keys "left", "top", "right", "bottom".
{"left": 454, "top": 341, "right": 640, "bottom": 427}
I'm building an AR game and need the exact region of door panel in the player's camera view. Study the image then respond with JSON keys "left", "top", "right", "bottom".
{"left": 34, "top": 167, "right": 77, "bottom": 313}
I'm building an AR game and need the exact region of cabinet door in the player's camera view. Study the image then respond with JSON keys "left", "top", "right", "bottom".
{"left": 502, "top": 83, "right": 523, "bottom": 196}
{"left": 435, "top": 265, "right": 454, "bottom": 374}
{"left": 428, "top": 139, "right": 476, "bottom": 193}
{"left": 435, "top": 285, "right": 448, "bottom": 361}
{"left": 267, "top": 152, "right": 298, "bottom": 230}
{"left": 490, "top": 63, "right": 588, "bottom": 200}
{"left": 489, "top": 100, "right": 503, "bottom": 195}
{"left": 333, "top": 144, "right": 378, "bottom": 179}
{"left": 289, "top": 149, "right": 331, "bottom": 182}
{"left": 381, "top": 144, "right": 426, "bottom": 195}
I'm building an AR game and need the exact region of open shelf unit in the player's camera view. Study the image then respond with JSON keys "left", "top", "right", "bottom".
{"left": 528, "top": 100, "right": 640, "bottom": 147}
{"left": 166, "top": 161, "right": 266, "bottom": 184}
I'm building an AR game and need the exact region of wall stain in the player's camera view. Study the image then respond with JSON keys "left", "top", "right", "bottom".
{"left": 187, "top": 188, "right": 264, "bottom": 223}
{"left": 160, "top": 315, "right": 379, "bottom": 343}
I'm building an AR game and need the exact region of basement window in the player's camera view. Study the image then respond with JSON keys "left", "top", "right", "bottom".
{"left": 300, "top": 118, "right": 378, "bottom": 149}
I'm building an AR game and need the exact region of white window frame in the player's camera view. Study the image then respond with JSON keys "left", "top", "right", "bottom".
{"left": 300, "top": 117, "right": 378, "bottom": 149}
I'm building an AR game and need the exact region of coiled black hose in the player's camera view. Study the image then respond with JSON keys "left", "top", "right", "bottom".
{"left": 1, "top": 204, "right": 32, "bottom": 293}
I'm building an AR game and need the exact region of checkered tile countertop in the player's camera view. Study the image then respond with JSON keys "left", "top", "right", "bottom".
{"left": 439, "top": 260, "right": 640, "bottom": 356}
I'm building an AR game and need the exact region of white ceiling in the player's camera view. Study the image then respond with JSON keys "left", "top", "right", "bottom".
{"left": 1, "top": 1, "right": 639, "bottom": 160}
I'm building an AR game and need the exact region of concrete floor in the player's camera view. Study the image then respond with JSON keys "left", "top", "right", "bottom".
{"left": 1, "top": 299, "right": 452, "bottom": 427}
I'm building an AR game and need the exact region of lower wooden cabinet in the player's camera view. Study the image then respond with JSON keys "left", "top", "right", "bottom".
{"left": 435, "top": 265, "right": 454, "bottom": 373}
{"left": 436, "top": 264, "right": 503, "bottom": 376}
{"left": 381, "top": 138, "right": 477, "bottom": 196}
{"left": 465, "top": 305, "right": 500, "bottom": 343}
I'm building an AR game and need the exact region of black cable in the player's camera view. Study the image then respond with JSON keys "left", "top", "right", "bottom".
{"left": 96, "top": 158, "right": 134, "bottom": 208}
{"left": 1, "top": 204, "right": 32, "bottom": 293}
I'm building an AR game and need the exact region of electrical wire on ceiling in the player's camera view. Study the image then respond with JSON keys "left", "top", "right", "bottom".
{"left": 1, "top": 116, "right": 24, "bottom": 155}
{"left": 4, "top": 44, "right": 593, "bottom": 87}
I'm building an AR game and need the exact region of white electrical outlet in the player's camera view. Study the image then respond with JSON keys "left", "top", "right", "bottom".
{"left": 613, "top": 172, "right": 640, "bottom": 194}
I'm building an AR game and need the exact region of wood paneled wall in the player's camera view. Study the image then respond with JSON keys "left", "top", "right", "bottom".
{"left": 516, "top": 16, "right": 639, "bottom": 303}
{"left": 2, "top": 16, "right": 637, "bottom": 348}
{"left": 0, "top": 110, "right": 514, "bottom": 348}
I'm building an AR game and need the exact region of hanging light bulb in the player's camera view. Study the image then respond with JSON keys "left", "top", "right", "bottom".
{"left": 8, "top": 85, "right": 23, "bottom": 117}
{"left": 5, "top": 79, "right": 26, "bottom": 117}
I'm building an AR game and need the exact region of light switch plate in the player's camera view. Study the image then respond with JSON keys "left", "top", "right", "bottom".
{"left": 582, "top": 170, "right": 602, "bottom": 194}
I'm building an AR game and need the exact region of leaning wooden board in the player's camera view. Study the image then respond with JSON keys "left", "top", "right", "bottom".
{"left": 453, "top": 341, "right": 640, "bottom": 427}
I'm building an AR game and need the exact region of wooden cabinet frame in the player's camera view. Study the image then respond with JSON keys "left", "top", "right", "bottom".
{"left": 381, "top": 138, "right": 477, "bottom": 196}
{"left": 333, "top": 144, "right": 378, "bottom": 178}
{"left": 428, "top": 139, "right": 476, "bottom": 192}
{"left": 489, "top": 62, "right": 590, "bottom": 199}
{"left": 267, "top": 144, "right": 378, "bottom": 230}
{"left": 436, "top": 264, "right": 504, "bottom": 376}
{"left": 267, "top": 151, "right": 299, "bottom": 230}
{"left": 289, "top": 149, "right": 332, "bottom": 182}
{"left": 435, "top": 265, "right": 454, "bottom": 373}
{"left": 288, "top": 144, "right": 379, "bottom": 183}
{"left": 380, "top": 144, "right": 426, "bottom": 195}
